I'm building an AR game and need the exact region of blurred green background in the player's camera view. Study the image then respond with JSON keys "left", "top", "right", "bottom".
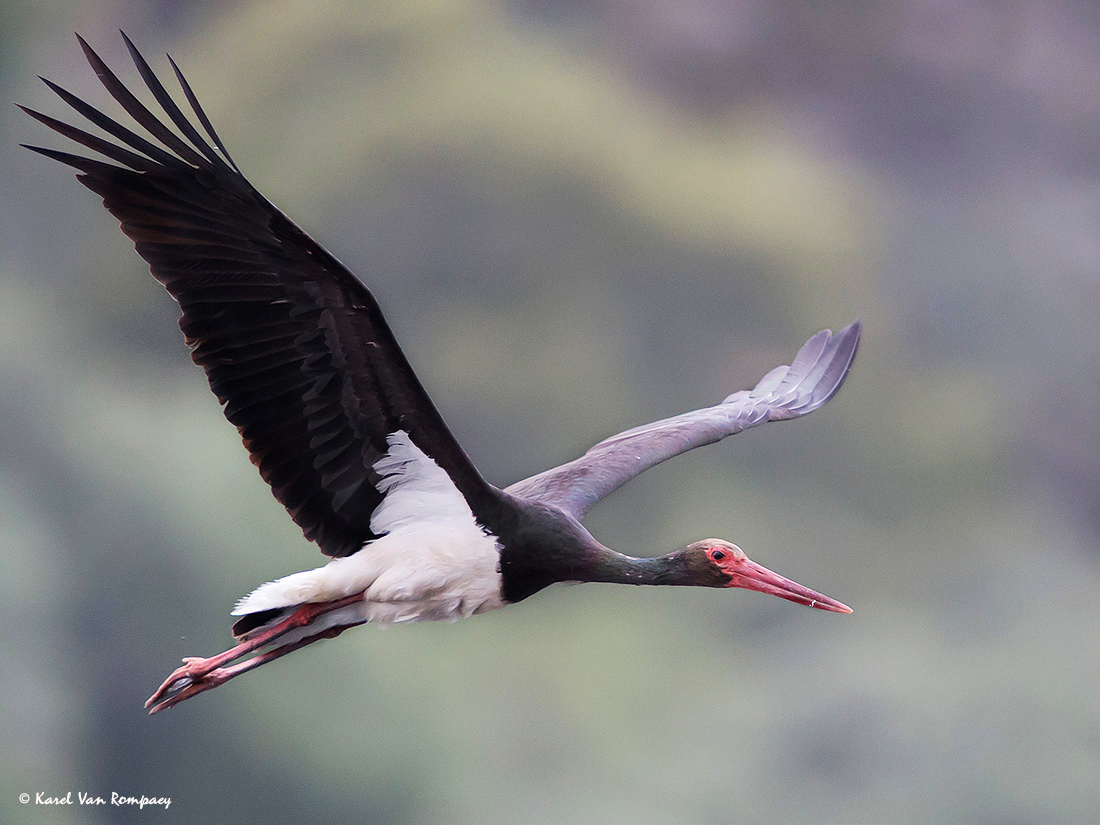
{"left": 3, "top": 1, "right": 1099, "bottom": 823}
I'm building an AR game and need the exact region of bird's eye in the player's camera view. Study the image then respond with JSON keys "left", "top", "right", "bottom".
{"left": 711, "top": 549, "right": 726, "bottom": 561}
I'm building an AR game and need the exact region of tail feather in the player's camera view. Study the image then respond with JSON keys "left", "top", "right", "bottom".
{"left": 231, "top": 606, "right": 292, "bottom": 640}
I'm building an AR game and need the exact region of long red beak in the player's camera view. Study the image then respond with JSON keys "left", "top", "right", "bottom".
{"left": 727, "top": 558, "right": 852, "bottom": 613}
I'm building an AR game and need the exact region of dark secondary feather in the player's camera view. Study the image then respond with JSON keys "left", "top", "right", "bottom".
{"left": 506, "top": 321, "right": 861, "bottom": 519}
{"left": 22, "top": 33, "right": 496, "bottom": 558}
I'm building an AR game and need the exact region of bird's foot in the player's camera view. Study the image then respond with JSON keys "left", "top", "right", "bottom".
{"left": 146, "top": 622, "right": 356, "bottom": 714}
{"left": 145, "top": 663, "right": 239, "bottom": 715}
{"left": 145, "top": 593, "right": 366, "bottom": 714}
{"left": 144, "top": 656, "right": 219, "bottom": 711}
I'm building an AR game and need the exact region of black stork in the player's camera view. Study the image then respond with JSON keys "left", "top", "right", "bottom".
{"left": 22, "top": 34, "right": 861, "bottom": 714}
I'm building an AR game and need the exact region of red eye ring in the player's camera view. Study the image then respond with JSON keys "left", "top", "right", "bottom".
{"left": 711, "top": 549, "right": 726, "bottom": 561}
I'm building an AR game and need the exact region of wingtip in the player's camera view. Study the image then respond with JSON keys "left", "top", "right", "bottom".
{"left": 774, "top": 317, "right": 862, "bottom": 413}
{"left": 39, "top": 75, "right": 67, "bottom": 97}
{"left": 119, "top": 30, "right": 146, "bottom": 60}
{"left": 840, "top": 317, "right": 862, "bottom": 357}
{"left": 76, "top": 32, "right": 112, "bottom": 80}
{"left": 813, "top": 317, "right": 862, "bottom": 404}
{"left": 17, "top": 103, "right": 55, "bottom": 125}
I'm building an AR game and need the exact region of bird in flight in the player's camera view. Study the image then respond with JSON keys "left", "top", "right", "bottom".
{"left": 22, "top": 34, "right": 861, "bottom": 714}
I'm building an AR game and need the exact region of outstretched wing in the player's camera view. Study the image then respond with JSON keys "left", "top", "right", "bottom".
{"left": 506, "top": 321, "right": 861, "bottom": 519}
{"left": 22, "top": 33, "right": 498, "bottom": 558}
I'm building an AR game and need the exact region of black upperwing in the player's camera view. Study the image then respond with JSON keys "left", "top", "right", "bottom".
{"left": 506, "top": 321, "right": 861, "bottom": 519}
{"left": 22, "top": 33, "right": 498, "bottom": 557}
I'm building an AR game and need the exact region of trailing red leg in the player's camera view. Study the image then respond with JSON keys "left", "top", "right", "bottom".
{"left": 144, "top": 593, "right": 365, "bottom": 713}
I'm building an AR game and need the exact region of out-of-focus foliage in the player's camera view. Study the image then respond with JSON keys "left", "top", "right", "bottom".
{"left": 2, "top": 1, "right": 1099, "bottom": 823}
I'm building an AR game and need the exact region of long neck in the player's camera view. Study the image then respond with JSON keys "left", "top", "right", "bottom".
{"left": 582, "top": 547, "right": 696, "bottom": 587}
{"left": 493, "top": 497, "right": 702, "bottom": 602}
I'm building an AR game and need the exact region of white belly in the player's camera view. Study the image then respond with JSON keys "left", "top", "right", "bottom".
{"left": 232, "top": 523, "right": 506, "bottom": 625}
{"left": 232, "top": 431, "right": 506, "bottom": 626}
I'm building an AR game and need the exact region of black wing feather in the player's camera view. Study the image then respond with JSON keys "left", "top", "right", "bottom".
{"left": 24, "top": 34, "right": 498, "bottom": 557}
{"left": 117, "top": 31, "right": 230, "bottom": 170}
{"left": 75, "top": 33, "right": 211, "bottom": 169}
{"left": 166, "top": 53, "right": 240, "bottom": 172}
